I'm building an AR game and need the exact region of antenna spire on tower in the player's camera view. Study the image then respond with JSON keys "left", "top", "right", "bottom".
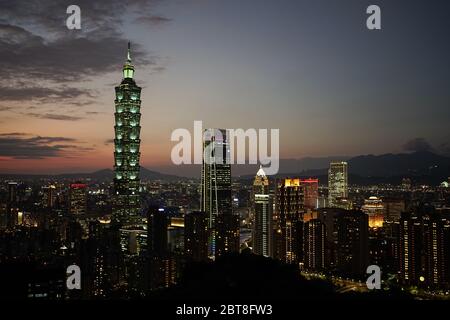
{"left": 127, "top": 41, "right": 131, "bottom": 62}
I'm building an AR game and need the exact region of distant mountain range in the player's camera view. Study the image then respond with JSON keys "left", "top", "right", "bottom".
{"left": 243, "top": 151, "right": 450, "bottom": 185}
{"left": 0, "top": 167, "right": 183, "bottom": 182}
{"left": 1, "top": 151, "right": 449, "bottom": 185}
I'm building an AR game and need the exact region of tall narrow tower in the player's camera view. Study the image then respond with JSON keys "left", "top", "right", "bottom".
{"left": 252, "top": 166, "right": 271, "bottom": 257}
{"left": 113, "top": 42, "right": 142, "bottom": 226}
{"left": 200, "top": 129, "right": 239, "bottom": 259}
{"left": 328, "top": 161, "right": 348, "bottom": 208}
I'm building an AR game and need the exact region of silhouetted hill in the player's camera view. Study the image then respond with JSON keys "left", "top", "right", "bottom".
{"left": 347, "top": 151, "right": 450, "bottom": 177}
{"left": 151, "top": 252, "right": 335, "bottom": 300}
{"left": 150, "top": 253, "right": 412, "bottom": 301}
{"left": 238, "top": 151, "right": 450, "bottom": 185}
{"left": 0, "top": 167, "right": 183, "bottom": 182}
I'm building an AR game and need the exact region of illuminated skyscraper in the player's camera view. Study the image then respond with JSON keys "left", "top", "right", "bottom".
{"left": 275, "top": 178, "right": 305, "bottom": 264}
{"left": 252, "top": 166, "right": 271, "bottom": 257}
{"left": 301, "top": 178, "right": 319, "bottom": 210}
{"left": 113, "top": 42, "right": 142, "bottom": 226}
{"left": 200, "top": 129, "right": 239, "bottom": 258}
{"left": 42, "top": 185, "right": 56, "bottom": 208}
{"left": 362, "top": 196, "right": 384, "bottom": 228}
{"left": 303, "top": 218, "right": 325, "bottom": 271}
{"left": 328, "top": 161, "right": 348, "bottom": 208}
{"left": 399, "top": 212, "right": 450, "bottom": 289}
{"left": 69, "top": 183, "right": 87, "bottom": 215}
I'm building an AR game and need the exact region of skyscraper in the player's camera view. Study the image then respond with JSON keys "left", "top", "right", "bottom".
{"left": 42, "top": 185, "right": 56, "bottom": 209}
{"left": 69, "top": 183, "right": 87, "bottom": 215}
{"left": 147, "top": 206, "right": 177, "bottom": 290}
{"left": 113, "top": 42, "right": 142, "bottom": 226}
{"left": 7, "top": 182, "right": 18, "bottom": 228}
{"left": 399, "top": 211, "right": 450, "bottom": 289}
{"left": 252, "top": 166, "right": 271, "bottom": 257}
{"left": 328, "top": 161, "right": 348, "bottom": 208}
{"left": 303, "top": 218, "right": 326, "bottom": 271}
{"left": 147, "top": 206, "right": 169, "bottom": 257}
{"left": 362, "top": 196, "right": 385, "bottom": 228}
{"left": 275, "top": 178, "right": 305, "bottom": 265}
{"left": 399, "top": 212, "right": 425, "bottom": 286}
{"left": 200, "top": 129, "right": 239, "bottom": 258}
{"left": 301, "top": 178, "right": 319, "bottom": 210}
{"left": 184, "top": 211, "right": 209, "bottom": 262}
{"left": 334, "top": 210, "right": 369, "bottom": 278}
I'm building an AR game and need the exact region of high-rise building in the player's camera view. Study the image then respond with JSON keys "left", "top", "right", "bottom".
{"left": 113, "top": 42, "right": 142, "bottom": 227}
{"left": 200, "top": 129, "right": 239, "bottom": 259}
{"left": 334, "top": 210, "right": 369, "bottom": 278}
{"left": 7, "top": 182, "right": 18, "bottom": 228}
{"left": 184, "top": 211, "right": 208, "bottom": 262}
{"left": 147, "top": 206, "right": 177, "bottom": 290}
{"left": 252, "top": 166, "right": 271, "bottom": 257}
{"left": 69, "top": 183, "right": 87, "bottom": 215}
{"left": 303, "top": 218, "right": 325, "bottom": 271}
{"left": 399, "top": 212, "right": 422, "bottom": 286}
{"left": 328, "top": 162, "right": 348, "bottom": 208}
{"left": 362, "top": 196, "right": 384, "bottom": 228}
{"left": 147, "top": 206, "right": 169, "bottom": 257}
{"left": 383, "top": 198, "right": 405, "bottom": 222}
{"left": 275, "top": 178, "right": 305, "bottom": 265}
{"left": 42, "top": 185, "right": 56, "bottom": 209}
{"left": 317, "top": 207, "right": 346, "bottom": 269}
{"left": 85, "top": 220, "right": 124, "bottom": 298}
{"left": 399, "top": 211, "right": 450, "bottom": 289}
{"left": 301, "top": 178, "right": 319, "bottom": 210}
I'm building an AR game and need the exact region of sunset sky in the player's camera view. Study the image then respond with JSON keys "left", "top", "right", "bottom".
{"left": 0, "top": 0, "right": 449, "bottom": 175}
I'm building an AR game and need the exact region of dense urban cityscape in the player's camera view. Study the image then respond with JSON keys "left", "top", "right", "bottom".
{"left": 1, "top": 43, "right": 449, "bottom": 301}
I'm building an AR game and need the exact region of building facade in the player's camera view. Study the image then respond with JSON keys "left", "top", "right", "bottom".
{"left": 112, "top": 43, "right": 142, "bottom": 226}
{"left": 252, "top": 166, "right": 271, "bottom": 257}
{"left": 328, "top": 161, "right": 348, "bottom": 208}
{"left": 69, "top": 183, "right": 87, "bottom": 215}
{"left": 334, "top": 210, "right": 369, "bottom": 278}
{"left": 184, "top": 211, "right": 209, "bottom": 262}
{"left": 275, "top": 178, "right": 305, "bottom": 265}
{"left": 200, "top": 129, "right": 239, "bottom": 259}
{"left": 303, "top": 218, "right": 326, "bottom": 271}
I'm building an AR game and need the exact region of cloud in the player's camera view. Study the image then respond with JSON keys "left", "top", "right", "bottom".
{"left": 0, "top": 133, "right": 92, "bottom": 159}
{"left": 0, "top": 85, "right": 94, "bottom": 102}
{"left": 26, "top": 113, "right": 84, "bottom": 121}
{"left": 0, "top": 106, "right": 12, "bottom": 112}
{"left": 104, "top": 138, "right": 115, "bottom": 145}
{"left": 403, "top": 138, "right": 433, "bottom": 153}
{"left": 0, "top": 25, "right": 155, "bottom": 83}
{"left": 0, "top": 0, "right": 167, "bottom": 108}
{"left": 136, "top": 15, "right": 172, "bottom": 26}
{"left": 0, "top": 132, "right": 29, "bottom": 137}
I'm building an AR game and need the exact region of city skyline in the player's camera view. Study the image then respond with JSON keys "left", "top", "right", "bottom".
{"left": 2, "top": 0, "right": 450, "bottom": 308}
{"left": 1, "top": 0, "right": 450, "bottom": 175}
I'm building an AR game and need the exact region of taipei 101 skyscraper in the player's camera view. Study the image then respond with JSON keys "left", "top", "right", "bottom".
{"left": 112, "top": 42, "right": 142, "bottom": 226}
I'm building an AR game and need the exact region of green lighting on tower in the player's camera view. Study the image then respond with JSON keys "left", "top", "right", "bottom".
{"left": 112, "top": 42, "right": 142, "bottom": 227}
